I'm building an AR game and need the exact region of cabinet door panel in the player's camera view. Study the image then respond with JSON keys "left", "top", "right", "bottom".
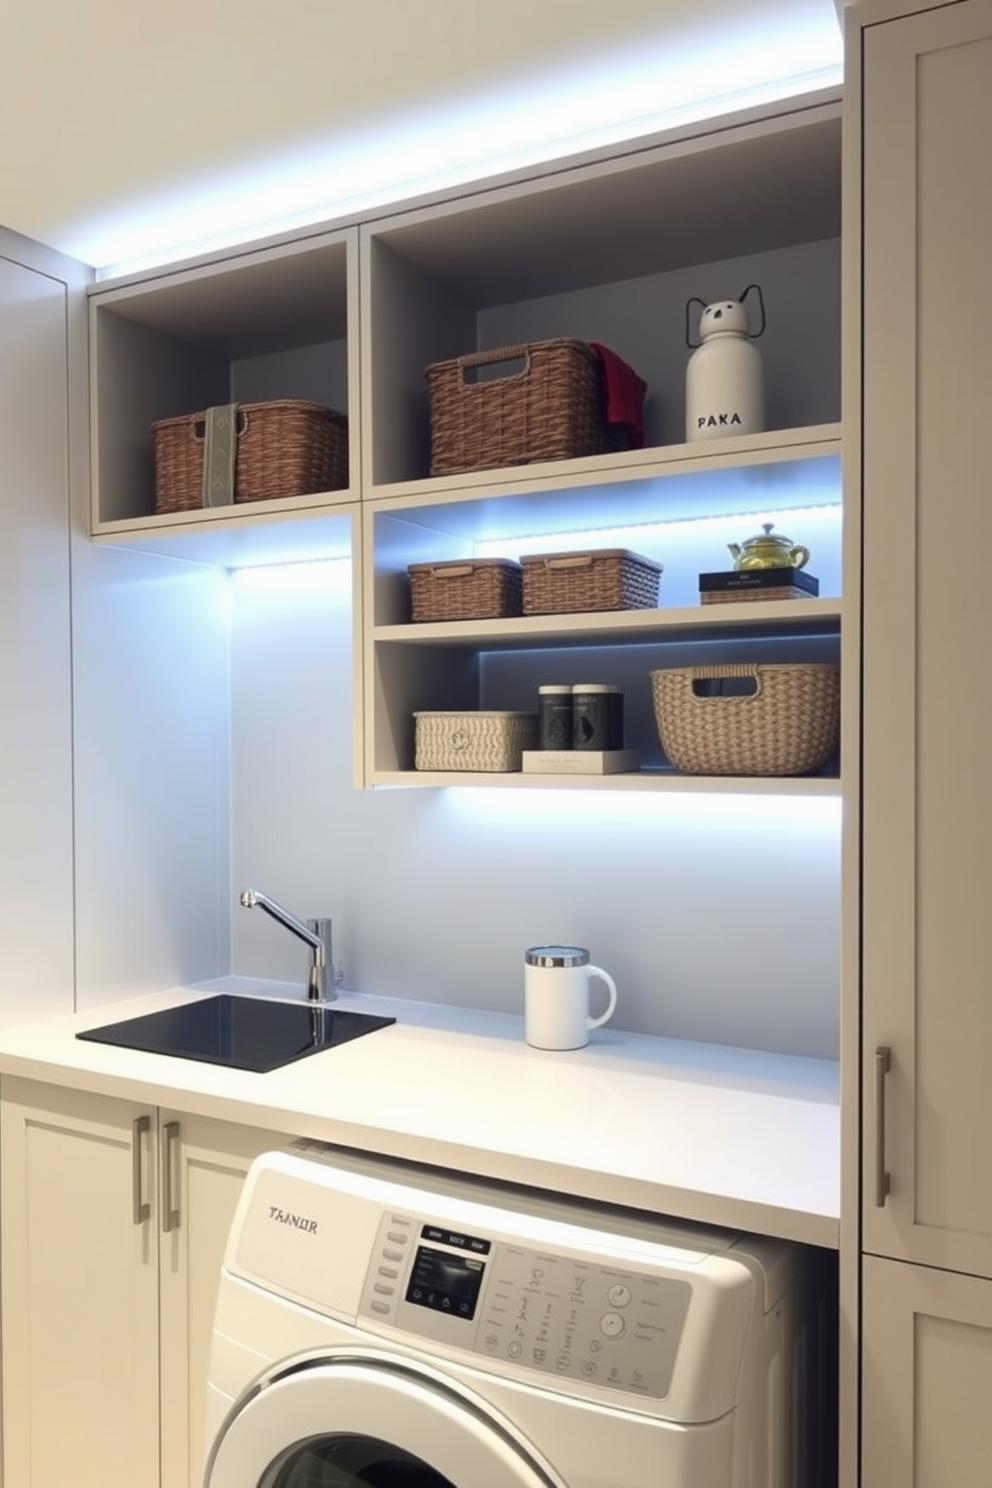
{"left": 159, "top": 1114, "right": 284, "bottom": 1488}
{"left": 862, "top": 1255, "right": 992, "bottom": 1488}
{"left": 861, "top": 0, "right": 992, "bottom": 1276}
{"left": 0, "top": 1080, "right": 160, "bottom": 1488}
{"left": 0, "top": 253, "right": 74, "bottom": 1021}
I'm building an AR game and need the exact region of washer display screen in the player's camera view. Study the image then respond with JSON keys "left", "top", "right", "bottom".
{"left": 405, "top": 1246, "right": 486, "bottom": 1320}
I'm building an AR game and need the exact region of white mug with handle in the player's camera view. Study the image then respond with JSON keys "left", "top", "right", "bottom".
{"left": 524, "top": 945, "right": 618, "bottom": 1050}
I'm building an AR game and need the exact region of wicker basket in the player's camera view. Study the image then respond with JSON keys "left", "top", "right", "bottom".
{"left": 413, "top": 711, "right": 538, "bottom": 772}
{"left": 408, "top": 558, "right": 523, "bottom": 622}
{"left": 425, "top": 339, "right": 643, "bottom": 477}
{"left": 650, "top": 663, "right": 840, "bottom": 776}
{"left": 522, "top": 548, "right": 662, "bottom": 615}
{"left": 152, "top": 399, "right": 349, "bottom": 513}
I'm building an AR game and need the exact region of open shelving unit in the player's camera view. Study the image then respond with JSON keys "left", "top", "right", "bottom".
{"left": 85, "top": 89, "right": 844, "bottom": 794}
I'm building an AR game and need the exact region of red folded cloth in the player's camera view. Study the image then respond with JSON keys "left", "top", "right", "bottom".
{"left": 589, "top": 341, "right": 646, "bottom": 449}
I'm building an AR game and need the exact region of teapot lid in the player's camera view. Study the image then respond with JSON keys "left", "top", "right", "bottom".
{"left": 740, "top": 522, "right": 794, "bottom": 547}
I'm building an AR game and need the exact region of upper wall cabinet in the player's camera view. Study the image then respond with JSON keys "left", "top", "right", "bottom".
{"left": 88, "top": 226, "right": 359, "bottom": 562}
{"left": 360, "top": 99, "right": 841, "bottom": 495}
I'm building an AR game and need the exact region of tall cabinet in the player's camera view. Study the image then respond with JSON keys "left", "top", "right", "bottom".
{"left": 0, "top": 227, "right": 85, "bottom": 1025}
{"left": 854, "top": 1, "right": 992, "bottom": 1482}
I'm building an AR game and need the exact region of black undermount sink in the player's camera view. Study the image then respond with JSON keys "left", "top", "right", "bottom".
{"left": 76, "top": 994, "right": 396, "bottom": 1073}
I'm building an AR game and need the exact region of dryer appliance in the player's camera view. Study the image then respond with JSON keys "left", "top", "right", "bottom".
{"left": 204, "top": 1141, "right": 831, "bottom": 1488}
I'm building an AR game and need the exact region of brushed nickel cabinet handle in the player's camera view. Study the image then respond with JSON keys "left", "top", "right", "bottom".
{"left": 132, "top": 1115, "right": 151, "bottom": 1226}
{"left": 161, "top": 1120, "right": 181, "bottom": 1233}
{"left": 874, "top": 1046, "right": 892, "bottom": 1207}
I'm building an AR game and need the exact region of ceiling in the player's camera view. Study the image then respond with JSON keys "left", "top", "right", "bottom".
{"left": 0, "top": 1, "right": 843, "bottom": 272}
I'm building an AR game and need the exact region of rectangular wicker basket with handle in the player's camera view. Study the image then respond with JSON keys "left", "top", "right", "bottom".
{"left": 650, "top": 662, "right": 840, "bottom": 776}
{"left": 152, "top": 399, "right": 349, "bottom": 513}
{"left": 522, "top": 548, "right": 662, "bottom": 615}
{"left": 425, "top": 339, "right": 645, "bottom": 477}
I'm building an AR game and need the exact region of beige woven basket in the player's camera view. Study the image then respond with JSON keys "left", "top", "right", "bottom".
{"left": 425, "top": 339, "right": 642, "bottom": 477}
{"left": 522, "top": 548, "right": 662, "bottom": 615}
{"left": 152, "top": 399, "right": 349, "bottom": 513}
{"left": 408, "top": 558, "right": 523, "bottom": 622}
{"left": 650, "top": 663, "right": 840, "bottom": 776}
{"left": 414, "top": 711, "right": 538, "bottom": 772}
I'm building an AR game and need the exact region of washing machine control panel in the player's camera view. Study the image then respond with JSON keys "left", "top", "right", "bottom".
{"left": 359, "top": 1208, "right": 693, "bottom": 1400}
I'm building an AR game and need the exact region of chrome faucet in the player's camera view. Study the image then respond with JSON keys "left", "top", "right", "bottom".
{"left": 240, "top": 888, "right": 335, "bottom": 1003}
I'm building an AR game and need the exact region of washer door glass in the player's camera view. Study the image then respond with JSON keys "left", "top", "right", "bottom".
{"left": 208, "top": 1358, "right": 560, "bottom": 1488}
{"left": 271, "top": 1432, "right": 452, "bottom": 1486}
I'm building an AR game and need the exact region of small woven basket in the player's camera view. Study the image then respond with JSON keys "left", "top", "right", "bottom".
{"left": 650, "top": 663, "right": 840, "bottom": 776}
{"left": 414, "top": 711, "right": 538, "bottom": 772}
{"left": 408, "top": 558, "right": 523, "bottom": 622}
{"left": 425, "top": 339, "right": 642, "bottom": 477}
{"left": 152, "top": 399, "right": 349, "bottom": 513}
{"left": 522, "top": 548, "right": 662, "bottom": 615}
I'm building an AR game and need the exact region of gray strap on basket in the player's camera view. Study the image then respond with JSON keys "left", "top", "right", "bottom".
{"left": 201, "top": 403, "right": 239, "bottom": 507}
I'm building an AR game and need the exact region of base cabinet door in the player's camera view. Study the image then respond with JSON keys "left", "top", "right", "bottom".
{"left": 0, "top": 1078, "right": 285, "bottom": 1488}
{"left": 0, "top": 1079, "right": 161, "bottom": 1488}
{"left": 862, "top": 1256, "right": 992, "bottom": 1487}
{"left": 158, "top": 1112, "right": 283, "bottom": 1488}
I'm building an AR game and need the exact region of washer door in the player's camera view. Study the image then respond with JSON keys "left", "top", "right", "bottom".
{"left": 207, "top": 1356, "right": 564, "bottom": 1488}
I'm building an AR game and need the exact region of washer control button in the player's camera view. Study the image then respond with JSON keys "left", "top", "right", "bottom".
{"left": 607, "top": 1284, "right": 632, "bottom": 1308}
{"left": 370, "top": 1301, "right": 391, "bottom": 1315}
{"left": 600, "top": 1312, "right": 626, "bottom": 1339}
{"left": 378, "top": 1265, "right": 399, "bottom": 1279}
{"left": 386, "top": 1231, "right": 408, "bottom": 1245}
{"left": 382, "top": 1248, "right": 404, "bottom": 1262}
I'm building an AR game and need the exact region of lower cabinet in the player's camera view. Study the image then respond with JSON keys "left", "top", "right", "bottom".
{"left": 0, "top": 1077, "right": 282, "bottom": 1488}
{"left": 862, "top": 1254, "right": 992, "bottom": 1487}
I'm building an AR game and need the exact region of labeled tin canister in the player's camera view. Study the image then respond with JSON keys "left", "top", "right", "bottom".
{"left": 538, "top": 685, "right": 574, "bottom": 749}
{"left": 572, "top": 684, "right": 624, "bottom": 751}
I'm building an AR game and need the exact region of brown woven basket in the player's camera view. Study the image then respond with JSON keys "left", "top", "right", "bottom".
{"left": 425, "top": 339, "right": 642, "bottom": 477}
{"left": 408, "top": 558, "right": 523, "bottom": 622}
{"left": 152, "top": 399, "right": 349, "bottom": 513}
{"left": 650, "top": 662, "right": 840, "bottom": 776}
{"left": 522, "top": 548, "right": 662, "bottom": 615}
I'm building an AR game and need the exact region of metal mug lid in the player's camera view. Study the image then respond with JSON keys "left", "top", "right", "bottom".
{"left": 525, "top": 945, "right": 590, "bottom": 968}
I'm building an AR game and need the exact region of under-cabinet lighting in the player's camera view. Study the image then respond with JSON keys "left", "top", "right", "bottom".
{"left": 447, "top": 788, "right": 842, "bottom": 833}
{"left": 473, "top": 505, "right": 842, "bottom": 559}
{"left": 91, "top": 16, "right": 841, "bottom": 277}
{"left": 229, "top": 558, "right": 350, "bottom": 593}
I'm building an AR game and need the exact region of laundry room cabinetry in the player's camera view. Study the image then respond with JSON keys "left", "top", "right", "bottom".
{"left": 358, "top": 97, "right": 844, "bottom": 789}
{"left": 0, "top": 228, "right": 84, "bottom": 1023}
{"left": 854, "top": 1, "right": 992, "bottom": 1482}
{"left": 89, "top": 225, "right": 359, "bottom": 545}
{"left": 85, "top": 96, "right": 844, "bottom": 795}
{"left": 0, "top": 1077, "right": 281, "bottom": 1488}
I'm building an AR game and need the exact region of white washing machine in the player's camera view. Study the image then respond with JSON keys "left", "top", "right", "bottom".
{"left": 204, "top": 1141, "right": 831, "bottom": 1488}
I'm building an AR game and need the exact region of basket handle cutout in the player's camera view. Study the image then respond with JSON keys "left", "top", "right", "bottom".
{"left": 691, "top": 675, "right": 760, "bottom": 699}
{"left": 458, "top": 345, "right": 531, "bottom": 385}
{"left": 541, "top": 554, "right": 594, "bottom": 570}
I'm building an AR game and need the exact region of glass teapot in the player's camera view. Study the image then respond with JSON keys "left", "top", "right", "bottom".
{"left": 727, "top": 522, "right": 810, "bottom": 571}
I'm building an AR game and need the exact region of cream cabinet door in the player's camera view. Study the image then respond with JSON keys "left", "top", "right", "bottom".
{"left": 158, "top": 1112, "right": 283, "bottom": 1488}
{"left": 860, "top": 0, "right": 992, "bottom": 1279}
{"left": 862, "top": 1255, "right": 992, "bottom": 1487}
{"left": 0, "top": 1077, "right": 161, "bottom": 1488}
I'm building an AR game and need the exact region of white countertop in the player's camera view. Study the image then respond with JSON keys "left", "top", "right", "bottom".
{"left": 0, "top": 981, "right": 840, "bottom": 1249}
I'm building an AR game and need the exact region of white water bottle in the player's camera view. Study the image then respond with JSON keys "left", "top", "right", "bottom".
{"left": 685, "top": 285, "right": 765, "bottom": 442}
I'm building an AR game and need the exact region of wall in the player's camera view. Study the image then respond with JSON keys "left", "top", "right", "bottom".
{"left": 227, "top": 557, "right": 841, "bottom": 1060}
